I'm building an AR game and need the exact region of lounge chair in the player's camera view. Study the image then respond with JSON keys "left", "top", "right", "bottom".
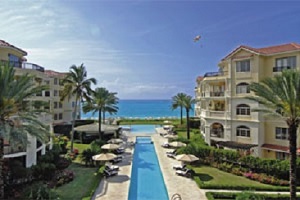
{"left": 104, "top": 169, "right": 118, "bottom": 177}
{"left": 175, "top": 168, "right": 193, "bottom": 178}
{"left": 166, "top": 149, "right": 176, "bottom": 159}
{"left": 161, "top": 142, "right": 170, "bottom": 148}
{"left": 173, "top": 164, "right": 186, "bottom": 171}
{"left": 105, "top": 163, "right": 119, "bottom": 171}
{"left": 114, "top": 147, "right": 125, "bottom": 154}
{"left": 111, "top": 155, "right": 123, "bottom": 164}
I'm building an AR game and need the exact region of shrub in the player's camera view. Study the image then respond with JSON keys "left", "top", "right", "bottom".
{"left": 23, "top": 183, "right": 58, "bottom": 200}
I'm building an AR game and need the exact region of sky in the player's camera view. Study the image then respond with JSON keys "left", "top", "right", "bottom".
{"left": 1, "top": 0, "right": 300, "bottom": 100}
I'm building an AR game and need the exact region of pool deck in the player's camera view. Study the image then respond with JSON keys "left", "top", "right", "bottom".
{"left": 92, "top": 133, "right": 207, "bottom": 200}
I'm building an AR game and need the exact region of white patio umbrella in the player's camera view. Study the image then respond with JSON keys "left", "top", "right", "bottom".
{"left": 163, "top": 120, "right": 172, "bottom": 124}
{"left": 92, "top": 153, "right": 117, "bottom": 161}
{"left": 176, "top": 154, "right": 199, "bottom": 163}
{"left": 169, "top": 141, "right": 187, "bottom": 148}
{"left": 101, "top": 143, "right": 120, "bottom": 150}
{"left": 108, "top": 138, "right": 123, "bottom": 144}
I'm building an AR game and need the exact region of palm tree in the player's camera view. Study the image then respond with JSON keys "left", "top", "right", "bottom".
{"left": 102, "top": 91, "right": 119, "bottom": 123}
{"left": 0, "top": 64, "right": 50, "bottom": 198}
{"left": 60, "top": 64, "right": 96, "bottom": 152}
{"left": 182, "top": 95, "right": 195, "bottom": 140}
{"left": 172, "top": 93, "right": 187, "bottom": 125}
{"left": 248, "top": 70, "right": 300, "bottom": 200}
{"left": 83, "top": 87, "right": 119, "bottom": 140}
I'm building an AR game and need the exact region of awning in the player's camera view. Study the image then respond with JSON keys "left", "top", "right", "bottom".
{"left": 261, "top": 143, "right": 300, "bottom": 154}
{"left": 215, "top": 141, "right": 258, "bottom": 150}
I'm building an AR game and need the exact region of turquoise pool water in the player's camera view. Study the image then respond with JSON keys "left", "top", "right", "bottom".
{"left": 122, "top": 125, "right": 157, "bottom": 134}
{"left": 128, "top": 137, "right": 168, "bottom": 200}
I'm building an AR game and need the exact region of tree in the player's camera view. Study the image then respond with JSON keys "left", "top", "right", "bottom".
{"left": 83, "top": 87, "right": 119, "bottom": 140}
{"left": 0, "top": 64, "right": 50, "bottom": 198}
{"left": 60, "top": 64, "right": 96, "bottom": 152}
{"left": 182, "top": 95, "right": 195, "bottom": 140}
{"left": 172, "top": 93, "right": 187, "bottom": 125}
{"left": 248, "top": 70, "right": 300, "bottom": 200}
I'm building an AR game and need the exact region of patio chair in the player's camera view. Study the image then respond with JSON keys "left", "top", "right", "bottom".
{"left": 114, "top": 147, "right": 125, "bottom": 154}
{"left": 175, "top": 168, "right": 193, "bottom": 178}
{"left": 161, "top": 142, "right": 170, "bottom": 148}
{"left": 166, "top": 149, "right": 177, "bottom": 159}
{"left": 173, "top": 164, "right": 186, "bottom": 171}
{"left": 111, "top": 155, "right": 123, "bottom": 164}
{"left": 105, "top": 163, "right": 119, "bottom": 171}
{"left": 104, "top": 169, "right": 118, "bottom": 177}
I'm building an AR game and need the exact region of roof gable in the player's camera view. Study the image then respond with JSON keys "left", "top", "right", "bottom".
{"left": 0, "top": 39, "right": 27, "bottom": 56}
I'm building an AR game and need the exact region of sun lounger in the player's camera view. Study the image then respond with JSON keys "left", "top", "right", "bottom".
{"left": 105, "top": 163, "right": 119, "bottom": 171}
{"left": 175, "top": 168, "right": 193, "bottom": 178}
{"left": 161, "top": 142, "right": 170, "bottom": 148}
{"left": 111, "top": 155, "right": 123, "bottom": 164}
{"left": 114, "top": 147, "right": 125, "bottom": 154}
{"left": 173, "top": 164, "right": 186, "bottom": 170}
{"left": 166, "top": 149, "right": 177, "bottom": 158}
{"left": 104, "top": 169, "right": 118, "bottom": 177}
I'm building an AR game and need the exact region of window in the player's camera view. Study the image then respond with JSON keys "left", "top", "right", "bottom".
{"left": 236, "top": 60, "right": 250, "bottom": 72}
{"left": 236, "top": 104, "right": 250, "bottom": 115}
{"left": 59, "top": 102, "right": 63, "bottom": 108}
{"left": 236, "top": 82, "right": 250, "bottom": 94}
{"left": 44, "top": 80, "right": 50, "bottom": 85}
{"left": 59, "top": 113, "right": 63, "bottom": 120}
{"left": 54, "top": 78, "right": 58, "bottom": 85}
{"left": 54, "top": 102, "right": 58, "bottom": 109}
{"left": 276, "top": 152, "right": 288, "bottom": 160}
{"left": 275, "top": 127, "right": 288, "bottom": 140}
{"left": 54, "top": 114, "right": 58, "bottom": 120}
{"left": 36, "top": 91, "right": 42, "bottom": 97}
{"left": 236, "top": 126, "right": 250, "bottom": 137}
{"left": 54, "top": 90, "right": 58, "bottom": 96}
{"left": 72, "top": 102, "right": 75, "bottom": 108}
{"left": 45, "top": 91, "right": 50, "bottom": 97}
{"left": 276, "top": 56, "right": 296, "bottom": 68}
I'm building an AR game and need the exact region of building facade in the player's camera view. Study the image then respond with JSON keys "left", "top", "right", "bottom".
{"left": 0, "top": 39, "right": 77, "bottom": 167}
{"left": 195, "top": 43, "right": 300, "bottom": 159}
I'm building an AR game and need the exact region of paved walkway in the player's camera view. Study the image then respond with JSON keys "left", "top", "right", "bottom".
{"left": 92, "top": 133, "right": 207, "bottom": 200}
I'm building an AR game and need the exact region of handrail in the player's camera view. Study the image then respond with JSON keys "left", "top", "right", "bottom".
{"left": 171, "top": 193, "right": 182, "bottom": 200}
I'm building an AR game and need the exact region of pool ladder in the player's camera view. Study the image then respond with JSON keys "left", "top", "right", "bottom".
{"left": 171, "top": 193, "right": 182, "bottom": 200}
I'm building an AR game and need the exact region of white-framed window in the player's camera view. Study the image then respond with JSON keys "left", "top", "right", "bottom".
{"left": 236, "top": 82, "right": 250, "bottom": 94}
{"left": 54, "top": 90, "right": 58, "bottom": 96}
{"left": 276, "top": 56, "right": 296, "bottom": 68}
{"left": 236, "top": 125, "right": 250, "bottom": 137}
{"left": 54, "top": 78, "right": 58, "bottom": 85}
{"left": 54, "top": 102, "right": 58, "bottom": 109}
{"left": 59, "top": 102, "right": 63, "bottom": 108}
{"left": 236, "top": 104, "right": 250, "bottom": 115}
{"left": 54, "top": 114, "right": 58, "bottom": 120}
{"left": 275, "top": 127, "right": 288, "bottom": 140}
{"left": 236, "top": 60, "right": 250, "bottom": 72}
{"left": 59, "top": 113, "right": 63, "bottom": 120}
{"left": 276, "top": 152, "right": 288, "bottom": 160}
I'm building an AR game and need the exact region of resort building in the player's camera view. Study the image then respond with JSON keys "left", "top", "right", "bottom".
{"left": 0, "top": 39, "right": 77, "bottom": 167}
{"left": 195, "top": 42, "right": 300, "bottom": 159}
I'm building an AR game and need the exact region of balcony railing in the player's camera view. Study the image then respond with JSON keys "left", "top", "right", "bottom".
{"left": 273, "top": 66, "right": 294, "bottom": 72}
{"left": 0, "top": 60, "right": 45, "bottom": 72}
{"left": 4, "top": 145, "right": 26, "bottom": 155}
{"left": 204, "top": 71, "right": 223, "bottom": 77}
{"left": 210, "top": 91, "right": 225, "bottom": 97}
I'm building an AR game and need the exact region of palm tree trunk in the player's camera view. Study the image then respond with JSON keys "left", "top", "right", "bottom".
{"left": 102, "top": 110, "right": 105, "bottom": 124}
{"left": 289, "top": 124, "right": 297, "bottom": 200}
{"left": 70, "top": 96, "right": 79, "bottom": 153}
{"left": 180, "top": 106, "right": 183, "bottom": 125}
{"left": 98, "top": 109, "right": 102, "bottom": 140}
{"left": 0, "top": 136, "right": 4, "bottom": 198}
{"left": 186, "top": 109, "right": 190, "bottom": 139}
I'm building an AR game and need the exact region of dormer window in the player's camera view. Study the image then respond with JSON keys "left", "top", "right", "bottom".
{"left": 236, "top": 60, "right": 250, "bottom": 72}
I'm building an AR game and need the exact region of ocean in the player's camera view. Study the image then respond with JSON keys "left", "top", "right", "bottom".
{"left": 81, "top": 99, "right": 194, "bottom": 119}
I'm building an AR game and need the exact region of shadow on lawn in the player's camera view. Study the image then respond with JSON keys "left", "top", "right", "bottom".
{"left": 196, "top": 173, "right": 213, "bottom": 182}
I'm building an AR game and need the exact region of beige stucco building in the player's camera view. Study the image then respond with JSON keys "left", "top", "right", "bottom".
{"left": 0, "top": 39, "right": 77, "bottom": 167}
{"left": 195, "top": 43, "right": 300, "bottom": 159}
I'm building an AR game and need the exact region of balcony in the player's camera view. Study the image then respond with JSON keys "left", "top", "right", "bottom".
{"left": 200, "top": 110, "right": 230, "bottom": 119}
{"left": 273, "top": 66, "right": 294, "bottom": 72}
{"left": 210, "top": 91, "right": 224, "bottom": 97}
{"left": 204, "top": 71, "right": 224, "bottom": 77}
{"left": 0, "top": 60, "right": 45, "bottom": 72}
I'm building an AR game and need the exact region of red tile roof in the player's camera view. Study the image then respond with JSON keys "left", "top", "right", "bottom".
{"left": 45, "top": 70, "right": 68, "bottom": 77}
{"left": 0, "top": 39, "right": 27, "bottom": 55}
{"left": 261, "top": 143, "right": 300, "bottom": 154}
{"left": 222, "top": 43, "right": 300, "bottom": 60}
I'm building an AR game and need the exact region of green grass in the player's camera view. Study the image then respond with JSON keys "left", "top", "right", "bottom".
{"left": 193, "top": 166, "right": 281, "bottom": 189}
{"left": 53, "top": 163, "right": 99, "bottom": 200}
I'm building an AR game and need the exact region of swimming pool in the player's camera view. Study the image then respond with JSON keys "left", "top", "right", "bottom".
{"left": 128, "top": 137, "right": 168, "bottom": 200}
{"left": 122, "top": 125, "right": 157, "bottom": 134}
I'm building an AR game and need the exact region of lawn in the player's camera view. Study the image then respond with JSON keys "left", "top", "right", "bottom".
{"left": 53, "top": 163, "right": 100, "bottom": 200}
{"left": 193, "top": 166, "right": 282, "bottom": 190}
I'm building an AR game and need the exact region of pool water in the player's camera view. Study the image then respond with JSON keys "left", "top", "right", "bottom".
{"left": 122, "top": 125, "right": 157, "bottom": 134}
{"left": 128, "top": 137, "right": 169, "bottom": 200}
